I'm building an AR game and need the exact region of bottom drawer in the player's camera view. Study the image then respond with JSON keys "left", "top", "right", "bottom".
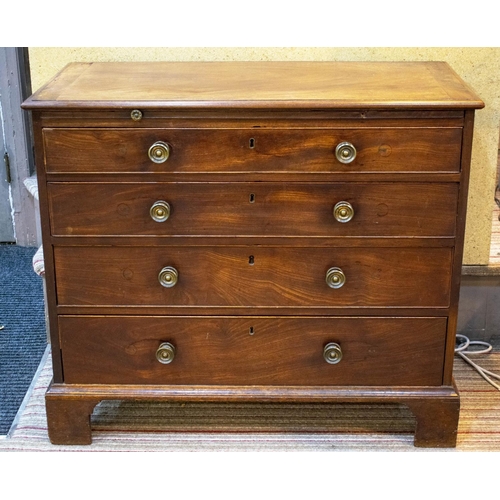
{"left": 59, "top": 316, "right": 447, "bottom": 386}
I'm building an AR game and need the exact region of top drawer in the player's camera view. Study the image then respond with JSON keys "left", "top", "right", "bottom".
{"left": 42, "top": 127, "right": 463, "bottom": 174}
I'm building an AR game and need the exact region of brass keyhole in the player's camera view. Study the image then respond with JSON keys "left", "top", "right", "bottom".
{"left": 249, "top": 255, "right": 255, "bottom": 265}
{"left": 249, "top": 193, "right": 255, "bottom": 203}
{"left": 249, "top": 138, "right": 255, "bottom": 149}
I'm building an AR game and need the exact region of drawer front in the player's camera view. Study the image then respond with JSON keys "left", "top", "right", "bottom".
{"left": 48, "top": 182, "right": 458, "bottom": 238}
{"left": 54, "top": 246, "right": 452, "bottom": 307}
{"left": 43, "top": 127, "right": 462, "bottom": 174}
{"left": 59, "top": 316, "right": 447, "bottom": 386}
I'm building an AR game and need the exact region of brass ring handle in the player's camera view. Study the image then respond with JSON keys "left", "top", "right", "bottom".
{"left": 156, "top": 342, "right": 176, "bottom": 364}
{"left": 148, "top": 141, "right": 170, "bottom": 163}
{"left": 335, "top": 141, "right": 357, "bottom": 164}
{"left": 323, "top": 342, "right": 343, "bottom": 364}
{"left": 326, "top": 267, "right": 346, "bottom": 289}
{"left": 158, "top": 266, "right": 178, "bottom": 288}
{"left": 150, "top": 201, "right": 171, "bottom": 222}
{"left": 333, "top": 201, "right": 354, "bottom": 223}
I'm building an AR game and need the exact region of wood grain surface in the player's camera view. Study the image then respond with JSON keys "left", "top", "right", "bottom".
{"left": 59, "top": 315, "right": 447, "bottom": 386}
{"left": 42, "top": 127, "right": 463, "bottom": 174}
{"left": 23, "top": 61, "right": 484, "bottom": 109}
{"left": 53, "top": 246, "right": 452, "bottom": 308}
{"left": 47, "top": 182, "right": 459, "bottom": 238}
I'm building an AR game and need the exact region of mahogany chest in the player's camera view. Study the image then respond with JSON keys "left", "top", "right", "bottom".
{"left": 23, "top": 61, "right": 484, "bottom": 446}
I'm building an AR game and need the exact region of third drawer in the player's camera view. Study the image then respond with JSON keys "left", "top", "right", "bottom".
{"left": 54, "top": 246, "right": 453, "bottom": 308}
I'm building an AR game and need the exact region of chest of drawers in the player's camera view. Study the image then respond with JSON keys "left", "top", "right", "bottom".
{"left": 23, "top": 61, "right": 484, "bottom": 446}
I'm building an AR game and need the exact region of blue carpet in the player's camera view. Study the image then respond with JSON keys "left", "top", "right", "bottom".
{"left": 0, "top": 244, "right": 47, "bottom": 435}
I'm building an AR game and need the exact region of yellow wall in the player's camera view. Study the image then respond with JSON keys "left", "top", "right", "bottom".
{"left": 28, "top": 47, "right": 500, "bottom": 265}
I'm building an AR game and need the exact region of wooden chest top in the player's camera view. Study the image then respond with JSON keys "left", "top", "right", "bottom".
{"left": 23, "top": 61, "right": 484, "bottom": 110}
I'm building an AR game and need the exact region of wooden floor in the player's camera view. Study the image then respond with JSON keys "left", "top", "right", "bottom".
{"left": 491, "top": 187, "right": 500, "bottom": 266}
{"left": 489, "top": 149, "right": 500, "bottom": 266}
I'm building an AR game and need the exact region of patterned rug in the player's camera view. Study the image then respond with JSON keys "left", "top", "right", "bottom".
{"left": 1, "top": 347, "right": 499, "bottom": 451}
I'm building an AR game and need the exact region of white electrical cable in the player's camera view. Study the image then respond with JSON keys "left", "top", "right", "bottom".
{"left": 455, "top": 334, "right": 500, "bottom": 391}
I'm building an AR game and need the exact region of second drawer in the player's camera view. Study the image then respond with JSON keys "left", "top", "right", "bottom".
{"left": 48, "top": 182, "right": 458, "bottom": 238}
